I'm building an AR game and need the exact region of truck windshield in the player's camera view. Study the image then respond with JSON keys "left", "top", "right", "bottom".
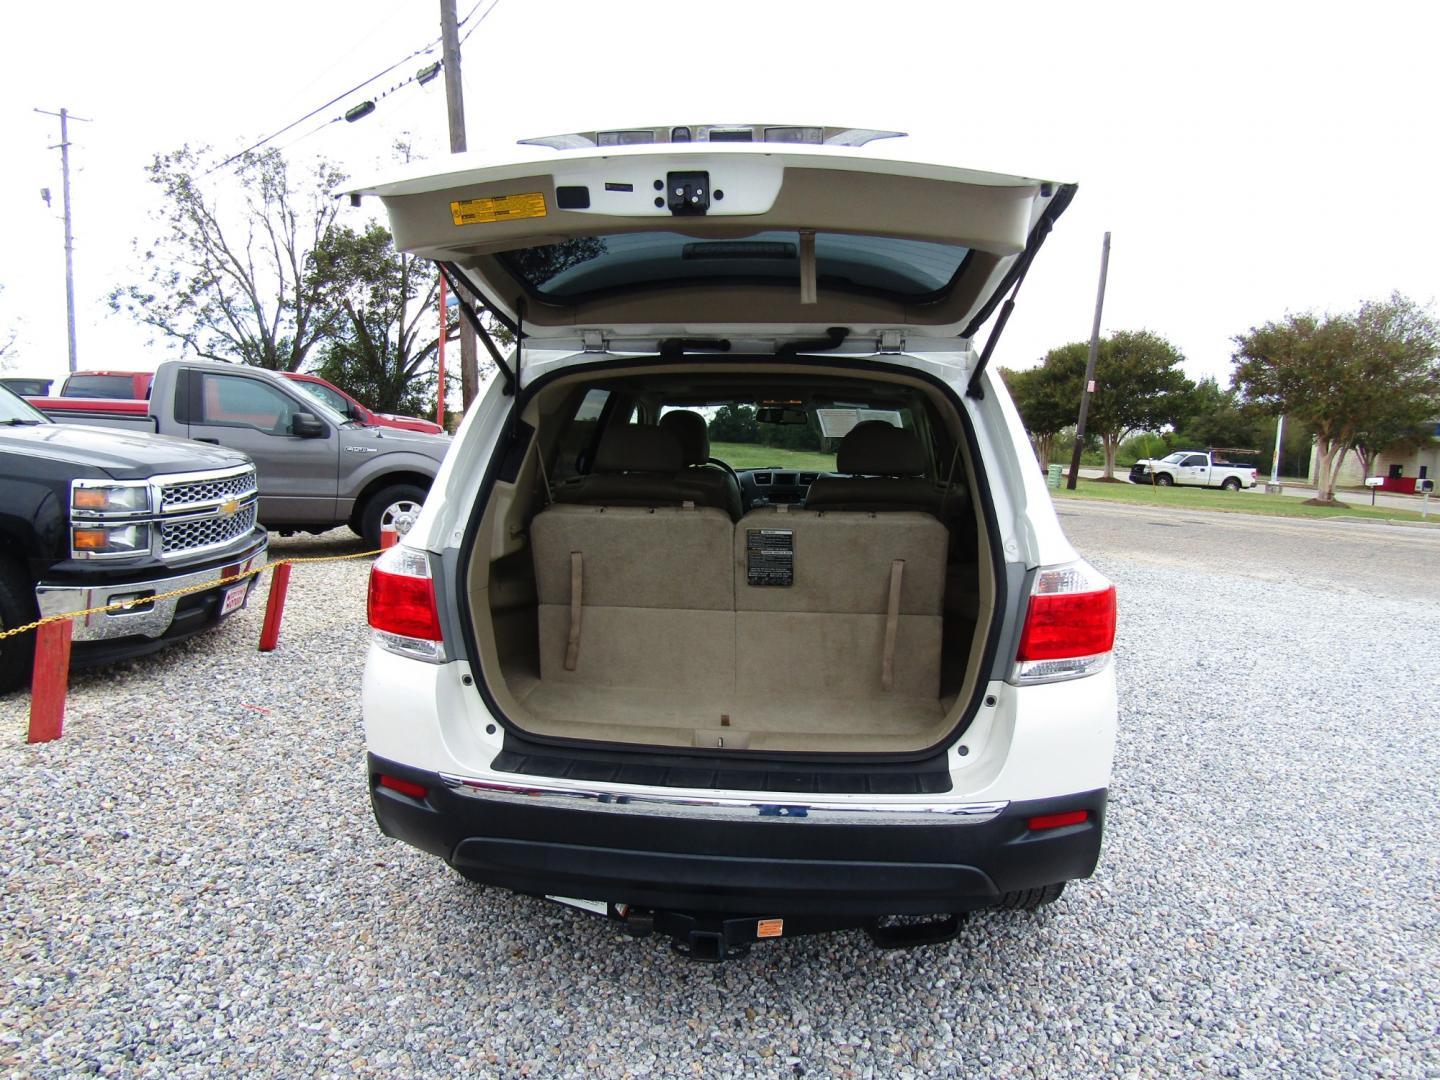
{"left": 0, "top": 385, "right": 49, "bottom": 424}
{"left": 292, "top": 379, "right": 356, "bottom": 418}
{"left": 1160, "top": 452, "right": 1187, "bottom": 464}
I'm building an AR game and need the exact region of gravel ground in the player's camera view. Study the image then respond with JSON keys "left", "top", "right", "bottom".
{"left": 1, "top": 521, "right": 1437, "bottom": 1078}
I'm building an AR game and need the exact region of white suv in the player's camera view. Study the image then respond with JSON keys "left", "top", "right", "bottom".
{"left": 355, "top": 125, "right": 1117, "bottom": 960}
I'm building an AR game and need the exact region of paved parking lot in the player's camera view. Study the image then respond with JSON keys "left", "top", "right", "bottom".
{"left": 2, "top": 511, "right": 1437, "bottom": 1078}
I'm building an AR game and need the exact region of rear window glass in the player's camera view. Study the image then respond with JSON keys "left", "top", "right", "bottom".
{"left": 500, "top": 232, "right": 971, "bottom": 301}
{"left": 64, "top": 375, "right": 137, "bottom": 398}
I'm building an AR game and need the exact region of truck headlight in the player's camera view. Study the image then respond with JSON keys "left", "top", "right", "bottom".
{"left": 72, "top": 482, "right": 151, "bottom": 514}
{"left": 72, "top": 524, "right": 148, "bottom": 557}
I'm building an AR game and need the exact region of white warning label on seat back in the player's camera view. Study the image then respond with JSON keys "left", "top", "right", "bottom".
{"left": 746, "top": 529, "right": 794, "bottom": 587}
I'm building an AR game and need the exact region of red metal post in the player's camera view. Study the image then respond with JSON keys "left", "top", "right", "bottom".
{"left": 29, "top": 620, "right": 73, "bottom": 743}
{"left": 437, "top": 271, "right": 447, "bottom": 429}
{"left": 258, "top": 563, "right": 292, "bottom": 652}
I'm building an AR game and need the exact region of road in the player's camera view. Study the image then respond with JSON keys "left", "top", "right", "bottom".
{"left": 1073, "top": 467, "right": 1433, "bottom": 514}
{"left": 1056, "top": 496, "right": 1440, "bottom": 603}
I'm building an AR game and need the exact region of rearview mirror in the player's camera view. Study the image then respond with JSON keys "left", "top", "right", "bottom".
{"left": 291, "top": 412, "right": 327, "bottom": 438}
{"left": 756, "top": 406, "right": 808, "bottom": 425}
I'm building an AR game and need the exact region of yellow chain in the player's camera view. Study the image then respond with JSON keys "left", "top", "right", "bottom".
{"left": 0, "top": 549, "right": 381, "bottom": 642}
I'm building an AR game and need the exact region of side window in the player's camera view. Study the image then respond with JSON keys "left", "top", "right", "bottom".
{"left": 198, "top": 373, "right": 304, "bottom": 435}
{"left": 1183, "top": 454, "right": 1208, "bottom": 467}
{"left": 573, "top": 389, "right": 609, "bottom": 421}
{"left": 553, "top": 389, "right": 612, "bottom": 483}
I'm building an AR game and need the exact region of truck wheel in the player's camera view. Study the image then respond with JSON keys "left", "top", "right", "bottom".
{"left": 1155, "top": 473, "right": 1174, "bottom": 487}
{"left": 0, "top": 556, "right": 38, "bottom": 694}
{"left": 1221, "top": 477, "right": 1241, "bottom": 491}
{"left": 994, "top": 883, "right": 1066, "bottom": 911}
{"left": 359, "top": 484, "right": 428, "bottom": 549}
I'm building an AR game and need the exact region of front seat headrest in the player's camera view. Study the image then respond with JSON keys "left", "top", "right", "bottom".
{"left": 658, "top": 410, "right": 710, "bottom": 467}
{"left": 593, "top": 426, "right": 684, "bottom": 474}
{"left": 837, "top": 423, "right": 926, "bottom": 477}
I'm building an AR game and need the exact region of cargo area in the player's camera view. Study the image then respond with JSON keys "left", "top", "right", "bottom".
{"left": 463, "top": 363, "right": 997, "bottom": 755}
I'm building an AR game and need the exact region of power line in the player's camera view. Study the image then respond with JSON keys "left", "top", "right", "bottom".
{"left": 206, "top": 0, "right": 491, "bottom": 174}
{"left": 276, "top": 60, "right": 445, "bottom": 153}
{"left": 459, "top": 0, "right": 503, "bottom": 46}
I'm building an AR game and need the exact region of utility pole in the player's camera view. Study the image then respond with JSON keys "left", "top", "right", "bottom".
{"left": 439, "top": 0, "right": 479, "bottom": 409}
{"left": 1066, "top": 232, "right": 1112, "bottom": 490}
{"left": 1268, "top": 414, "right": 1286, "bottom": 492}
{"left": 35, "top": 107, "right": 90, "bottom": 373}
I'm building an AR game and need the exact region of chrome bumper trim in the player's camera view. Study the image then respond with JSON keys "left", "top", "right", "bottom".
{"left": 34, "top": 543, "right": 268, "bottom": 643}
{"left": 437, "top": 774, "right": 1008, "bottom": 826}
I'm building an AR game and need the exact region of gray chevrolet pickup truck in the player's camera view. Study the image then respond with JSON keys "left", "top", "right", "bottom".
{"left": 33, "top": 360, "right": 451, "bottom": 548}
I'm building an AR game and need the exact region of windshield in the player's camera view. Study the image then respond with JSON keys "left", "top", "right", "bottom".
{"left": 291, "top": 379, "right": 355, "bottom": 417}
{"left": 660, "top": 402, "right": 915, "bottom": 473}
{"left": 0, "top": 385, "right": 50, "bottom": 424}
{"left": 1160, "top": 452, "right": 1187, "bottom": 464}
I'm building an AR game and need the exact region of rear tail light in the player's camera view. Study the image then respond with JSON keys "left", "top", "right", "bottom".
{"left": 367, "top": 545, "right": 445, "bottom": 663}
{"left": 1013, "top": 560, "right": 1116, "bottom": 685}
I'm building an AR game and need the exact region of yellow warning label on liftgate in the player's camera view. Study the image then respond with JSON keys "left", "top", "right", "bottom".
{"left": 450, "top": 192, "right": 547, "bottom": 226}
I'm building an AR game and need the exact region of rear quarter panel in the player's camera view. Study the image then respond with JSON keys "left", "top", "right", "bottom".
{"left": 970, "top": 367, "right": 1077, "bottom": 570}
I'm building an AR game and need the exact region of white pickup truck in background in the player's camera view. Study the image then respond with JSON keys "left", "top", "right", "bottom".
{"left": 1129, "top": 451, "right": 1258, "bottom": 490}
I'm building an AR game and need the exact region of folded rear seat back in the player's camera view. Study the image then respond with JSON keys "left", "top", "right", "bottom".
{"left": 531, "top": 504, "right": 735, "bottom": 691}
{"left": 734, "top": 508, "right": 947, "bottom": 698}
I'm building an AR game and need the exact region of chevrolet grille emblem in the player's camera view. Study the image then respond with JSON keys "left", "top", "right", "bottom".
{"left": 220, "top": 499, "right": 241, "bottom": 515}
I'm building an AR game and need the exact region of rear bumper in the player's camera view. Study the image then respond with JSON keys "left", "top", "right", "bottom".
{"left": 368, "top": 753, "right": 1106, "bottom": 917}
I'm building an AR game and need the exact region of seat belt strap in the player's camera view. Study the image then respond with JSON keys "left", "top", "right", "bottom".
{"left": 882, "top": 559, "right": 904, "bottom": 691}
{"left": 534, "top": 422, "right": 554, "bottom": 507}
{"left": 564, "top": 551, "right": 583, "bottom": 671}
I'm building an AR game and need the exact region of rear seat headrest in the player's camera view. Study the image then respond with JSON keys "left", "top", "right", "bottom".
{"left": 658, "top": 410, "right": 710, "bottom": 467}
{"left": 594, "top": 426, "right": 684, "bottom": 474}
{"left": 837, "top": 423, "right": 927, "bottom": 477}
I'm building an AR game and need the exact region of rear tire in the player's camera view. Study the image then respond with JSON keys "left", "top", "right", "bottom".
{"left": 0, "top": 556, "right": 38, "bottom": 694}
{"left": 358, "top": 483, "right": 427, "bottom": 549}
{"left": 1221, "top": 477, "right": 1241, "bottom": 491}
{"left": 994, "top": 882, "right": 1066, "bottom": 911}
{"left": 1155, "top": 473, "right": 1174, "bottom": 487}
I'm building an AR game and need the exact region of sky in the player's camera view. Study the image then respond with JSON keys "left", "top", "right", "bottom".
{"left": 2, "top": 0, "right": 1437, "bottom": 393}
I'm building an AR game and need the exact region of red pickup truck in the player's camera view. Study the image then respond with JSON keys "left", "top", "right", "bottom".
{"left": 56, "top": 370, "right": 445, "bottom": 435}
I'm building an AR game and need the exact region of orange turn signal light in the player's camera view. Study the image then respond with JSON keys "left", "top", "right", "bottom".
{"left": 72, "top": 529, "right": 110, "bottom": 550}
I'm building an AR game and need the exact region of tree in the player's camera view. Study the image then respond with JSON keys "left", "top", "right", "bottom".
{"left": 110, "top": 146, "right": 345, "bottom": 371}
{"left": 1348, "top": 296, "right": 1440, "bottom": 480}
{"left": 1232, "top": 294, "right": 1440, "bottom": 503}
{"left": 1170, "top": 377, "right": 1263, "bottom": 454}
{"left": 1001, "top": 364, "right": 1074, "bottom": 466}
{"left": 308, "top": 223, "right": 448, "bottom": 416}
{"left": 708, "top": 404, "right": 758, "bottom": 443}
{"left": 1037, "top": 330, "right": 1192, "bottom": 479}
